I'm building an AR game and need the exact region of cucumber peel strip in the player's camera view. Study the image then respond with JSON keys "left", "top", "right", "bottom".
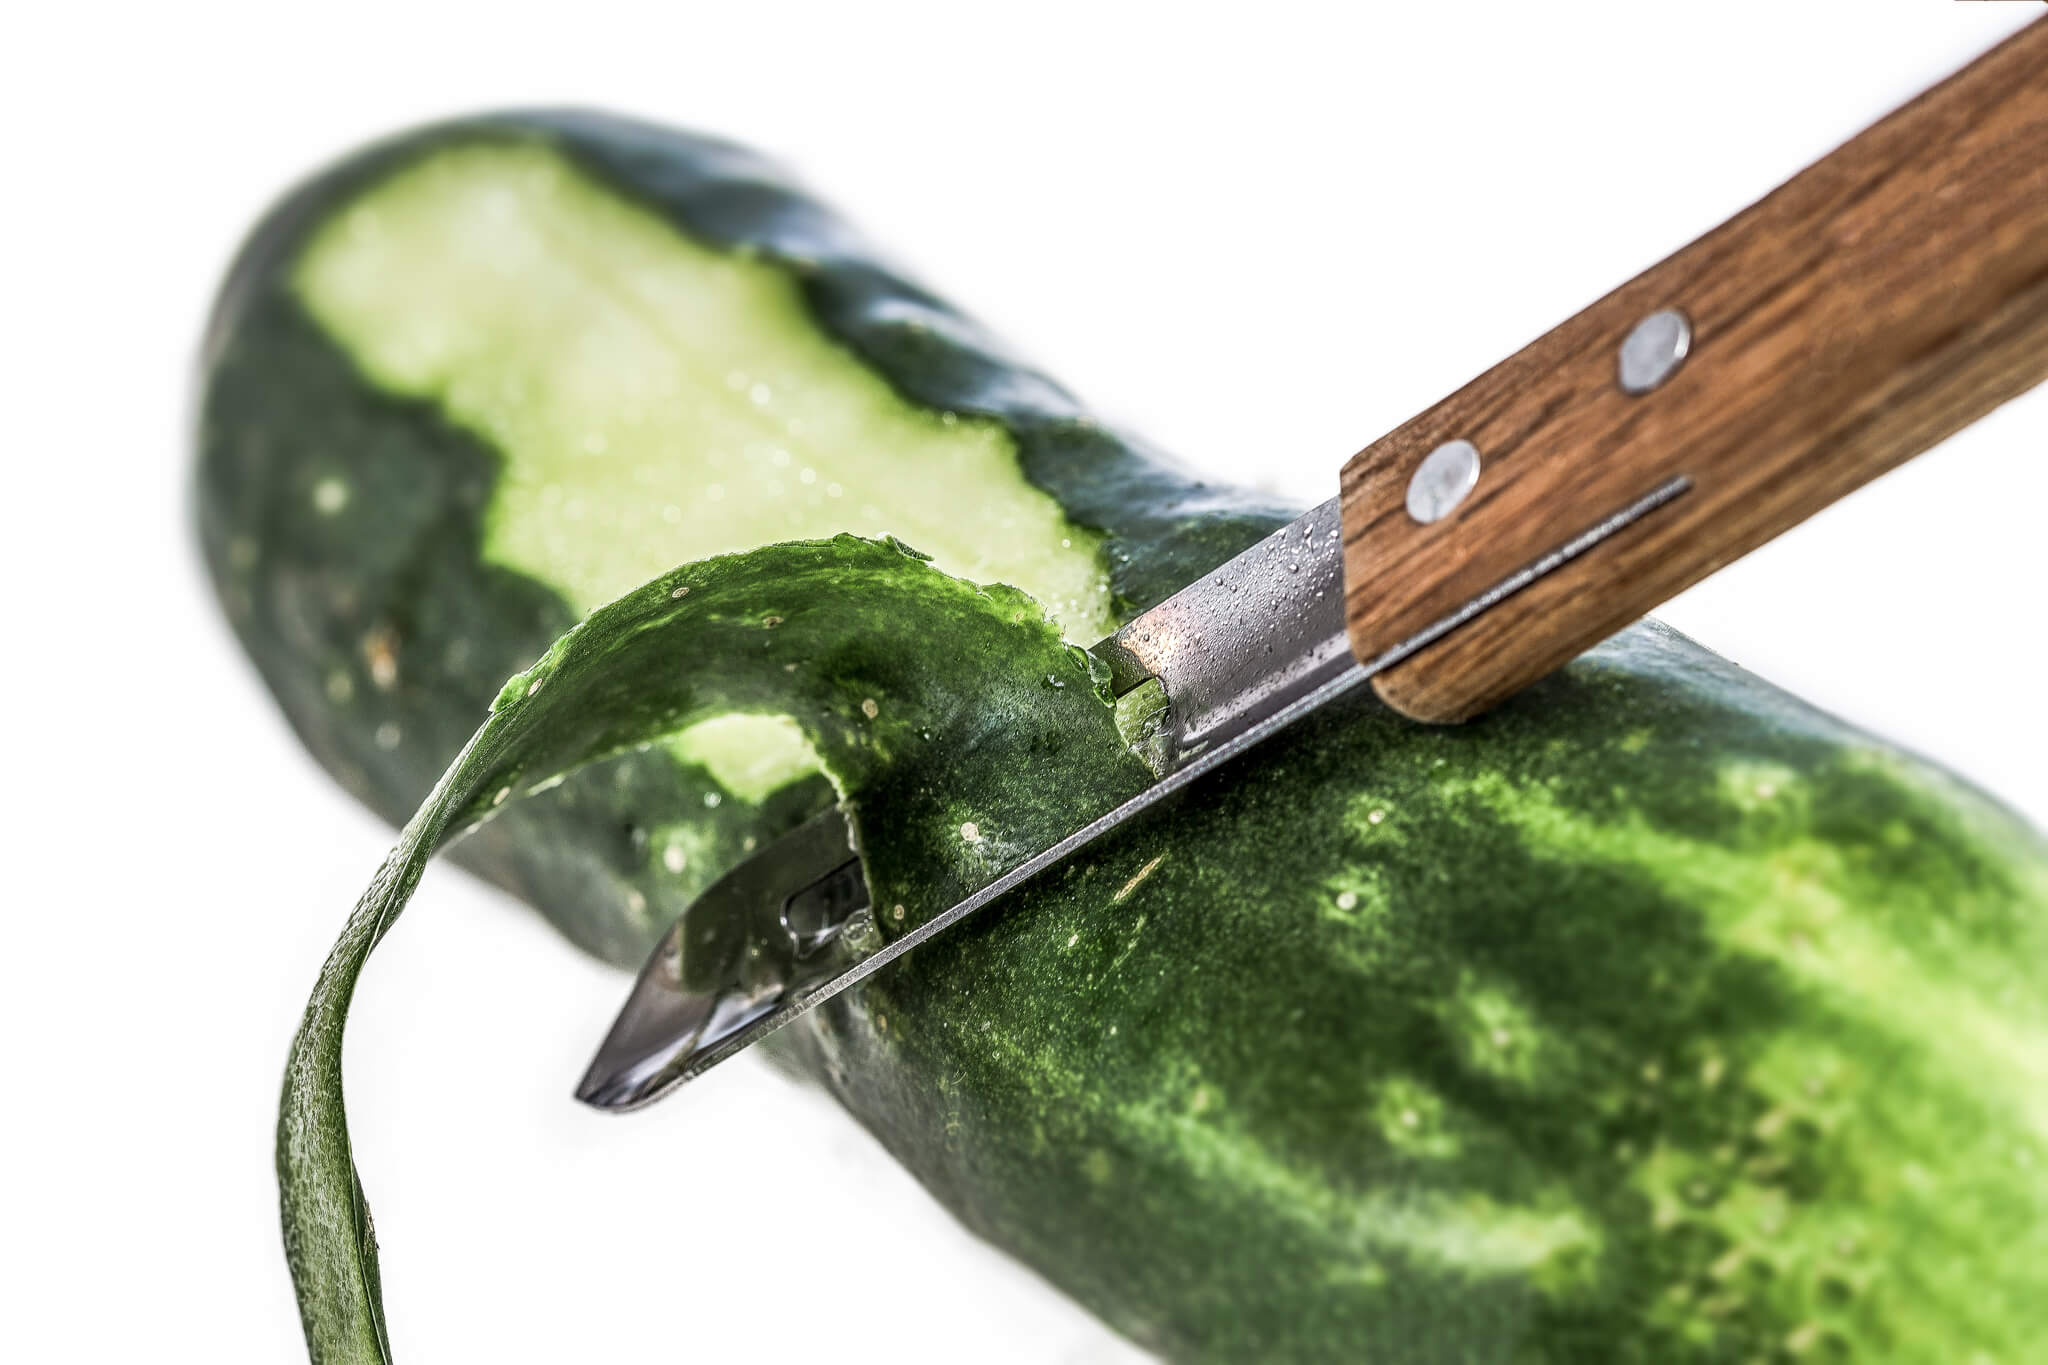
{"left": 277, "top": 535, "right": 1155, "bottom": 1363}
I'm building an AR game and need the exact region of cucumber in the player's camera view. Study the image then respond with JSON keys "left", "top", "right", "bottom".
{"left": 199, "top": 112, "right": 1289, "bottom": 967}
{"left": 199, "top": 114, "right": 2048, "bottom": 1363}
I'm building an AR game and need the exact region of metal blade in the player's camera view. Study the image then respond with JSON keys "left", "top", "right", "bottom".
{"left": 1091, "top": 498, "right": 1355, "bottom": 777}
{"left": 575, "top": 805, "right": 868, "bottom": 1110}
{"left": 577, "top": 476, "right": 1690, "bottom": 1110}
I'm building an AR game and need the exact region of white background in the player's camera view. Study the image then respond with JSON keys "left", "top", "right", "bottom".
{"left": 6, "top": 2, "right": 2044, "bottom": 1361}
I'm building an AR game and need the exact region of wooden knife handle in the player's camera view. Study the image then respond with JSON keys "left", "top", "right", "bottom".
{"left": 1341, "top": 17, "right": 2048, "bottom": 724}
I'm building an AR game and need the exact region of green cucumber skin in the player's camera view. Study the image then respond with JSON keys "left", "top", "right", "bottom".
{"left": 202, "top": 115, "right": 2048, "bottom": 1361}
{"left": 812, "top": 641, "right": 2048, "bottom": 1361}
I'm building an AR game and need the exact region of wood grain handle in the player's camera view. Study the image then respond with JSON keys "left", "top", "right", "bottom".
{"left": 1341, "top": 18, "right": 2048, "bottom": 724}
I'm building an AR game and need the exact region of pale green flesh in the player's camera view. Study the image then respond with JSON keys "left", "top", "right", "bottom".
{"left": 295, "top": 143, "right": 1116, "bottom": 797}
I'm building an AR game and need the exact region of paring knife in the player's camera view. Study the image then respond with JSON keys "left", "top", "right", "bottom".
{"left": 577, "top": 21, "right": 2048, "bottom": 1112}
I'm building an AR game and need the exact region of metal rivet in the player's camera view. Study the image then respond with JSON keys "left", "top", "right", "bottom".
{"left": 1406, "top": 439, "right": 1482, "bottom": 524}
{"left": 1618, "top": 308, "right": 1692, "bottom": 395}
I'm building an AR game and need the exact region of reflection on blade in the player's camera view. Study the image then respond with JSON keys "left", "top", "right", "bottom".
{"left": 574, "top": 806, "right": 872, "bottom": 1111}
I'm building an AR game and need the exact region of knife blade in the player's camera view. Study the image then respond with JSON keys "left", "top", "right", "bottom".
{"left": 579, "top": 18, "right": 2048, "bottom": 1110}
{"left": 576, "top": 478, "right": 1693, "bottom": 1109}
